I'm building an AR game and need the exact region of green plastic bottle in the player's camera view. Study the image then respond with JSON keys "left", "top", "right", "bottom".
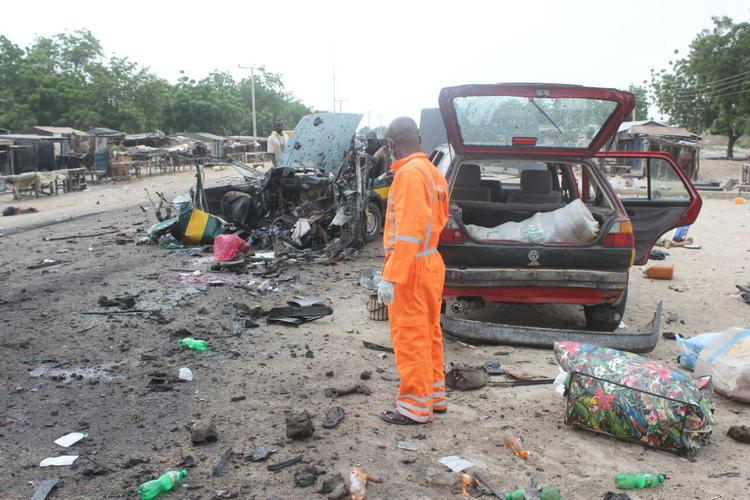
{"left": 138, "top": 469, "right": 188, "bottom": 500}
{"left": 615, "top": 472, "right": 666, "bottom": 489}
{"left": 505, "top": 489, "right": 527, "bottom": 500}
{"left": 539, "top": 487, "right": 562, "bottom": 500}
{"left": 178, "top": 338, "right": 207, "bottom": 352}
{"left": 504, "top": 487, "right": 562, "bottom": 500}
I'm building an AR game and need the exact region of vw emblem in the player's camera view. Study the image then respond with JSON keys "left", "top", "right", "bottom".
{"left": 528, "top": 250, "right": 540, "bottom": 262}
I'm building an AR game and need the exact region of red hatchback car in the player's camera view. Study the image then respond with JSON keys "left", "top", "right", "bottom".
{"left": 434, "top": 83, "right": 701, "bottom": 331}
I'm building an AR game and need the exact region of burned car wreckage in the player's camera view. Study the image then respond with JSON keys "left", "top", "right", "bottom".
{"left": 202, "top": 113, "right": 374, "bottom": 260}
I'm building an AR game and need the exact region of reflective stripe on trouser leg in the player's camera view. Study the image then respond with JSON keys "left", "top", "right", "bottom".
{"left": 390, "top": 279, "right": 434, "bottom": 423}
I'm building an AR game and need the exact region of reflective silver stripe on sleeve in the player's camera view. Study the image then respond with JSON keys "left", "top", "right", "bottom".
{"left": 432, "top": 391, "right": 446, "bottom": 400}
{"left": 387, "top": 193, "right": 395, "bottom": 252}
{"left": 395, "top": 235, "right": 421, "bottom": 245}
{"left": 433, "top": 381, "right": 445, "bottom": 388}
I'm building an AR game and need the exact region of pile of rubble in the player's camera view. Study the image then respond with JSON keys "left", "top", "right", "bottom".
{"left": 145, "top": 113, "right": 375, "bottom": 263}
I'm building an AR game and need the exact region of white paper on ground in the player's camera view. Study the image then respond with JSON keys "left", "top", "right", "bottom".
{"left": 438, "top": 455, "right": 474, "bottom": 472}
{"left": 40, "top": 455, "right": 79, "bottom": 467}
{"left": 54, "top": 432, "right": 87, "bottom": 448}
{"left": 179, "top": 367, "right": 194, "bottom": 381}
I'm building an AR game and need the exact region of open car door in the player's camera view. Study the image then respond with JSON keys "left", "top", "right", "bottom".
{"left": 596, "top": 151, "right": 702, "bottom": 264}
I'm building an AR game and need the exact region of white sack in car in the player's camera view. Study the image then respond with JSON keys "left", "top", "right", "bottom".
{"left": 466, "top": 199, "right": 599, "bottom": 243}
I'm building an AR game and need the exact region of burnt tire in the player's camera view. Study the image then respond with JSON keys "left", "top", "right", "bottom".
{"left": 584, "top": 290, "right": 628, "bottom": 332}
{"left": 365, "top": 201, "right": 382, "bottom": 242}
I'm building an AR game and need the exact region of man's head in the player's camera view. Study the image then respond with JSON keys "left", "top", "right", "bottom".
{"left": 273, "top": 118, "right": 284, "bottom": 134}
{"left": 385, "top": 117, "right": 421, "bottom": 160}
{"left": 365, "top": 131, "right": 379, "bottom": 155}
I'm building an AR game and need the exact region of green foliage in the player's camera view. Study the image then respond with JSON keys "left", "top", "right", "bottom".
{"left": 0, "top": 31, "right": 312, "bottom": 137}
{"left": 627, "top": 84, "right": 650, "bottom": 121}
{"left": 651, "top": 17, "right": 750, "bottom": 158}
{"left": 236, "top": 69, "right": 313, "bottom": 136}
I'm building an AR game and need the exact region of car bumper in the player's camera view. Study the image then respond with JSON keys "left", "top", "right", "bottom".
{"left": 443, "top": 267, "right": 628, "bottom": 305}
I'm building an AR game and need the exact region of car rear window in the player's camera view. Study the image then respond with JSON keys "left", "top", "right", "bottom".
{"left": 453, "top": 95, "right": 617, "bottom": 149}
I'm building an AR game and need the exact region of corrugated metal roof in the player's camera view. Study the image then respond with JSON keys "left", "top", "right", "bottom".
{"left": 183, "top": 132, "right": 226, "bottom": 141}
{"left": 629, "top": 124, "right": 699, "bottom": 139}
{"left": 0, "top": 134, "right": 68, "bottom": 141}
{"left": 617, "top": 120, "right": 667, "bottom": 133}
{"left": 87, "top": 127, "right": 124, "bottom": 136}
{"left": 124, "top": 131, "right": 166, "bottom": 141}
{"left": 28, "top": 126, "right": 88, "bottom": 135}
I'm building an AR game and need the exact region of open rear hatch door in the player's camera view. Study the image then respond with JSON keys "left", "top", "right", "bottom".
{"left": 596, "top": 151, "right": 702, "bottom": 264}
{"left": 438, "top": 83, "right": 635, "bottom": 158}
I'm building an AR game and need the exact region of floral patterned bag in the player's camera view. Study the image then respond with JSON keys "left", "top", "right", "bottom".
{"left": 554, "top": 342, "right": 714, "bottom": 456}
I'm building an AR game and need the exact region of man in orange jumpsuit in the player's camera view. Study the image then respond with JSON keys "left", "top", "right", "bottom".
{"left": 377, "top": 117, "right": 449, "bottom": 425}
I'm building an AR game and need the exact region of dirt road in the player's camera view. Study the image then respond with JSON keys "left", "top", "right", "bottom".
{"left": 1, "top": 169, "right": 749, "bottom": 499}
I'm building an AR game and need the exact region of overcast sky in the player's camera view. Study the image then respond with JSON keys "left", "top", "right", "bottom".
{"left": 3, "top": 0, "right": 749, "bottom": 128}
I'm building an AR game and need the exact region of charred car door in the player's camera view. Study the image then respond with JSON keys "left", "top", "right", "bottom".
{"left": 596, "top": 151, "right": 702, "bottom": 264}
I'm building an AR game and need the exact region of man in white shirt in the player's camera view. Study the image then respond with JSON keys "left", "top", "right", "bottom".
{"left": 266, "top": 118, "right": 287, "bottom": 167}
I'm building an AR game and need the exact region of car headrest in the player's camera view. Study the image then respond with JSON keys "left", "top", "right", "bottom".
{"left": 521, "top": 170, "right": 552, "bottom": 194}
{"left": 455, "top": 164, "right": 481, "bottom": 187}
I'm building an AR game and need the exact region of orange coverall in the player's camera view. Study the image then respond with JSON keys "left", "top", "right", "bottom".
{"left": 382, "top": 152, "right": 449, "bottom": 423}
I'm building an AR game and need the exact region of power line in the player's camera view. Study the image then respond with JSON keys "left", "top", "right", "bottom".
{"left": 664, "top": 86, "right": 750, "bottom": 105}
{"left": 661, "top": 68, "right": 750, "bottom": 94}
{"left": 667, "top": 76, "right": 750, "bottom": 98}
{"left": 668, "top": 76, "right": 750, "bottom": 98}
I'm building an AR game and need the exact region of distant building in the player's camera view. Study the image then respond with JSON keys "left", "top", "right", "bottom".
{"left": 87, "top": 128, "right": 125, "bottom": 173}
{"left": 180, "top": 132, "right": 225, "bottom": 158}
{"left": 20, "top": 126, "right": 89, "bottom": 170}
{"left": 609, "top": 120, "right": 702, "bottom": 180}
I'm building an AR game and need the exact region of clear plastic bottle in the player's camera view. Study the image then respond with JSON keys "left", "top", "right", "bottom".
{"left": 139, "top": 469, "right": 188, "bottom": 500}
{"left": 178, "top": 338, "right": 207, "bottom": 352}
{"left": 359, "top": 268, "right": 382, "bottom": 290}
{"left": 615, "top": 472, "right": 666, "bottom": 489}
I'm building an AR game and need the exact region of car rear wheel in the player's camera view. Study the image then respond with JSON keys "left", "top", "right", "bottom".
{"left": 365, "top": 201, "right": 382, "bottom": 242}
{"left": 584, "top": 290, "right": 627, "bottom": 332}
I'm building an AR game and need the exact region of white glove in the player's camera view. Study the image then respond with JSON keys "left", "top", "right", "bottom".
{"left": 377, "top": 279, "right": 395, "bottom": 305}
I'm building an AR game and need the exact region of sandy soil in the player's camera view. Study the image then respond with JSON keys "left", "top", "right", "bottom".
{"left": 1, "top": 172, "right": 749, "bottom": 499}
{"left": 698, "top": 158, "right": 747, "bottom": 184}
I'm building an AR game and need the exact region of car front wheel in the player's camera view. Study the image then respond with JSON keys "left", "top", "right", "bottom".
{"left": 583, "top": 290, "right": 628, "bottom": 332}
{"left": 365, "top": 201, "right": 382, "bottom": 242}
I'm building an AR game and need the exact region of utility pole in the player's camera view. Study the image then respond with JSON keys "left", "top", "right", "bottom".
{"left": 238, "top": 64, "right": 258, "bottom": 150}
{"left": 332, "top": 63, "right": 336, "bottom": 112}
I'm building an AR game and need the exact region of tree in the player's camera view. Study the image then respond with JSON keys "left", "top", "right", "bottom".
{"left": 236, "top": 68, "right": 312, "bottom": 136}
{"left": 651, "top": 17, "right": 750, "bottom": 158}
{"left": 0, "top": 31, "right": 313, "bottom": 136}
{"left": 627, "top": 84, "right": 650, "bottom": 121}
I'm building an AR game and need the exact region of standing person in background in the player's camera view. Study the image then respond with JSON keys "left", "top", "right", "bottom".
{"left": 377, "top": 117, "right": 449, "bottom": 425}
{"left": 267, "top": 118, "right": 287, "bottom": 167}
{"left": 364, "top": 131, "right": 391, "bottom": 179}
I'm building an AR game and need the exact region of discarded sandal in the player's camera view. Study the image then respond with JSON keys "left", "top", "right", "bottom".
{"left": 378, "top": 409, "right": 423, "bottom": 425}
{"left": 322, "top": 406, "right": 345, "bottom": 429}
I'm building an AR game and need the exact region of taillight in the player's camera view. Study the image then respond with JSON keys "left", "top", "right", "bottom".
{"left": 602, "top": 219, "right": 635, "bottom": 265}
{"left": 440, "top": 217, "right": 466, "bottom": 244}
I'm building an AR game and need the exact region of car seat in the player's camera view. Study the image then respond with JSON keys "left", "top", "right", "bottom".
{"left": 506, "top": 170, "right": 562, "bottom": 204}
{"left": 451, "top": 164, "right": 491, "bottom": 201}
